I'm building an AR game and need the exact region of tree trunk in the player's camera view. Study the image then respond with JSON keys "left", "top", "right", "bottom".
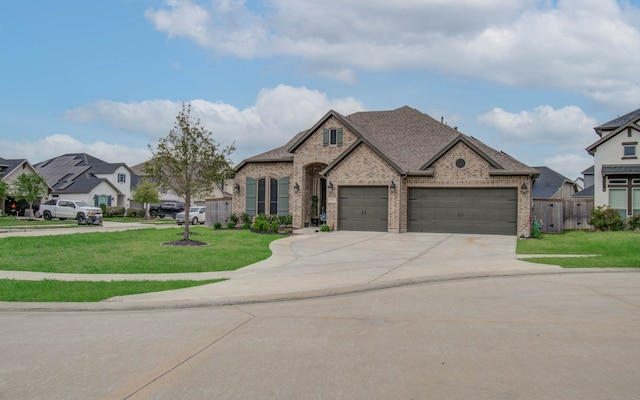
{"left": 183, "top": 195, "right": 191, "bottom": 241}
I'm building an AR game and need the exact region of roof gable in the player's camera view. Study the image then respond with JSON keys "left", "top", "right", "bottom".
{"left": 595, "top": 107, "right": 640, "bottom": 135}
{"left": 237, "top": 106, "right": 537, "bottom": 176}
{"left": 587, "top": 117, "right": 640, "bottom": 154}
{"left": 419, "top": 135, "right": 501, "bottom": 171}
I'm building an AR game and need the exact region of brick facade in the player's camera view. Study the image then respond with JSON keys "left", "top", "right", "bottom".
{"left": 234, "top": 110, "right": 534, "bottom": 237}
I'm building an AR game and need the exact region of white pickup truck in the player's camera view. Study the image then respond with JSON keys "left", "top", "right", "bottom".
{"left": 40, "top": 199, "right": 103, "bottom": 225}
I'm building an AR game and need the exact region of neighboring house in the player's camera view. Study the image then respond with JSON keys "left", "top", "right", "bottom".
{"left": 233, "top": 106, "right": 539, "bottom": 236}
{"left": 532, "top": 166, "right": 580, "bottom": 200}
{"left": 130, "top": 161, "right": 233, "bottom": 206}
{"left": 586, "top": 107, "right": 640, "bottom": 217}
{"left": 35, "top": 153, "right": 136, "bottom": 208}
{"left": 0, "top": 157, "right": 52, "bottom": 216}
{"left": 573, "top": 166, "right": 595, "bottom": 198}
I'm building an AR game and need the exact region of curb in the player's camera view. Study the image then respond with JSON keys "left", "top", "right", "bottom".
{"left": 1, "top": 268, "right": 636, "bottom": 313}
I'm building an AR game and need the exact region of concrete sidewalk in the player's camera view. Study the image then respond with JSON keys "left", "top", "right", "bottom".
{"left": 1, "top": 228, "right": 579, "bottom": 311}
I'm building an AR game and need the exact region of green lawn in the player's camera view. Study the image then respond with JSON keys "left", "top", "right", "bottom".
{"left": 0, "top": 228, "right": 281, "bottom": 302}
{"left": 0, "top": 228, "right": 282, "bottom": 274}
{"left": 517, "top": 230, "right": 640, "bottom": 268}
{"left": 0, "top": 279, "right": 225, "bottom": 302}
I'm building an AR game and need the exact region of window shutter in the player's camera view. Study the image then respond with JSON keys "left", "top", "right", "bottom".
{"left": 107, "top": 196, "right": 112, "bottom": 206}
{"left": 323, "top": 128, "right": 329, "bottom": 147}
{"left": 277, "top": 176, "right": 289, "bottom": 215}
{"left": 337, "top": 128, "right": 343, "bottom": 146}
{"left": 246, "top": 177, "right": 256, "bottom": 216}
{"left": 93, "top": 195, "right": 99, "bottom": 207}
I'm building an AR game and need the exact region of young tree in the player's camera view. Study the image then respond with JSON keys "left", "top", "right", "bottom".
{"left": 11, "top": 173, "right": 49, "bottom": 219}
{"left": 146, "top": 102, "right": 234, "bottom": 242}
{"left": 132, "top": 179, "right": 160, "bottom": 219}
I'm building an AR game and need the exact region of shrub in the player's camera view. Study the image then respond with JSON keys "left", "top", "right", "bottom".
{"left": 99, "top": 203, "right": 107, "bottom": 215}
{"left": 278, "top": 214, "right": 292, "bottom": 226}
{"left": 229, "top": 213, "right": 239, "bottom": 224}
{"left": 589, "top": 205, "right": 625, "bottom": 231}
{"left": 252, "top": 214, "right": 280, "bottom": 233}
{"left": 105, "top": 206, "right": 126, "bottom": 218}
{"left": 214, "top": 222, "right": 222, "bottom": 229}
{"left": 240, "top": 212, "right": 252, "bottom": 225}
{"left": 628, "top": 215, "right": 640, "bottom": 232}
{"left": 125, "top": 208, "right": 145, "bottom": 218}
{"left": 227, "top": 222, "right": 236, "bottom": 229}
{"left": 242, "top": 222, "right": 251, "bottom": 229}
{"left": 320, "top": 224, "right": 332, "bottom": 232}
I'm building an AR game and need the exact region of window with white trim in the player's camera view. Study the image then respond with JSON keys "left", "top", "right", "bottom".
{"left": 609, "top": 188, "right": 627, "bottom": 219}
{"left": 117, "top": 173, "right": 126, "bottom": 183}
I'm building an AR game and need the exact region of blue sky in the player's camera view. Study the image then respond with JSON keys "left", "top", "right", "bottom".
{"left": 2, "top": 0, "right": 639, "bottom": 181}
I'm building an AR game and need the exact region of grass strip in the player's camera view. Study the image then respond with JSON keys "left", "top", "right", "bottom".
{"left": 0, "top": 279, "right": 225, "bottom": 302}
{"left": 517, "top": 230, "right": 640, "bottom": 268}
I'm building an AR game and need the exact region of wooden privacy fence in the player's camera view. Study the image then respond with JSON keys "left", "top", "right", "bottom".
{"left": 532, "top": 199, "right": 593, "bottom": 233}
{"left": 205, "top": 197, "right": 232, "bottom": 227}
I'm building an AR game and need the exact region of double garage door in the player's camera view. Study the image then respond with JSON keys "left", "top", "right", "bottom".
{"left": 408, "top": 188, "right": 517, "bottom": 235}
{"left": 338, "top": 186, "right": 517, "bottom": 235}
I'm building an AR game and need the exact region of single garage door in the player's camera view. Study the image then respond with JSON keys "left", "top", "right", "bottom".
{"left": 408, "top": 188, "right": 517, "bottom": 235}
{"left": 338, "top": 186, "right": 388, "bottom": 231}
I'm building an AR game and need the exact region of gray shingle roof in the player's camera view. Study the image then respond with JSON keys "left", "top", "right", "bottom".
{"left": 572, "top": 184, "right": 594, "bottom": 198}
{"left": 0, "top": 158, "right": 28, "bottom": 179}
{"left": 34, "top": 153, "right": 124, "bottom": 194}
{"left": 595, "top": 107, "right": 640, "bottom": 131}
{"left": 532, "top": 166, "right": 575, "bottom": 199}
{"left": 238, "top": 106, "right": 538, "bottom": 176}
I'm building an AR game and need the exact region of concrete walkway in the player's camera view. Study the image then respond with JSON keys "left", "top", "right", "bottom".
{"left": 0, "top": 224, "right": 591, "bottom": 311}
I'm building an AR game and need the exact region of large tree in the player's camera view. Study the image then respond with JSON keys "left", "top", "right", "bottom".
{"left": 11, "top": 173, "right": 49, "bottom": 219}
{"left": 132, "top": 179, "right": 160, "bottom": 219}
{"left": 146, "top": 102, "right": 234, "bottom": 242}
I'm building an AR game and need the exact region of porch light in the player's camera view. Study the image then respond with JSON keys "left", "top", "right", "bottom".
{"left": 234, "top": 183, "right": 240, "bottom": 194}
{"left": 390, "top": 181, "right": 396, "bottom": 192}
{"left": 520, "top": 183, "right": 528, "bottom": 194}
{"left": 294, "top": 182, "right": 299, "bottom": 193}
{"left": 328, "top": 182, "right": 334, "bottom": 193}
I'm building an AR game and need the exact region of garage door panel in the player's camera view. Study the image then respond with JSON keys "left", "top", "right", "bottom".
{"left": 339, "top": 186, "right": 388, "bottom": 232}
{"left": 408, "top": 188, "right": 517, "bottom": 235}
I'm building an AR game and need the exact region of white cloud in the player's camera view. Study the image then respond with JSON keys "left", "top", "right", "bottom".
{"left": 62, "top": 85, "right": 365, "bottom": 164}
{"left": 543, "top": 153, "right": 593, "bottom": 182}
{"left": 477, "top": 105, "right": 597, "bottom": 149}
{"left": 0, "top": 134, "right": 152, "bottom": 166}
{"left": 145, "top": 0, "right": 640, "bottom": 108}
{"left": 477, "top": 104, "right": 598, "bottom": 180}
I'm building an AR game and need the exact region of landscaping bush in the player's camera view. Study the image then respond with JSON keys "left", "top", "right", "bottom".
{"left": 99, "top": 203, "right": 107, "bottom": 215}
{"left": 214, "top": 222, "right": 222, "bottom": 229}
{"left": 240, "top": 212, "right": 252, "bottom": 225}
{"left": 125, "top": 208, "right": 145, "bottom": 218}
{"left": 252, "top": 214, "right": 280, "bottom": 233}
{"left": 227, "top": 222, "right": 236, "bottom": 229}
{"left": 242, "top": 222, "right": 251, "bottom": 229}
{"left": 627, "top": 215, "right": 640, "bottom": 232}
{"left": 589, "top": 205, "right": 625, "bottom": 231}
{"left": 319, "top": 224, "right": 332, "bottom": 232}
{"left": 229, "top": 213, "right": 239, "bottom": 225}
{"left": 105, "top": 206, "right": 126, "bottom": 218}
{"left": 278, "top": 214, "right": 292, "bottom": 226}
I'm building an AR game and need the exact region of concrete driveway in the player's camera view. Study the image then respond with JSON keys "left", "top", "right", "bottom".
{"left": 2, "top": 228, "right": 559, "bottom": 310}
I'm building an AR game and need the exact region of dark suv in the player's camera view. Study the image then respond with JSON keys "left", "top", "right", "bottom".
{"left": 149, "top": 202, "right": 185, "bottom": 219}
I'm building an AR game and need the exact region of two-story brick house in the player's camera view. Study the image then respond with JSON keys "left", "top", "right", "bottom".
{"left": 234, "top": 106, "right": 539, "bottom": 236}
{"left": 586, "top": 107, "right": 640, "bottom": 217}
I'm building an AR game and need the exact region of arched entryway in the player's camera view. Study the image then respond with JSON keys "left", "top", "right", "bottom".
{"left": 303, "top": 163, "right": 327, "bottom": 226}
